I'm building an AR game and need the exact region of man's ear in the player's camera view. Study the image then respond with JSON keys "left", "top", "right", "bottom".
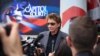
{"left": 66, "top": 36, "right": 72, "bottom": 47}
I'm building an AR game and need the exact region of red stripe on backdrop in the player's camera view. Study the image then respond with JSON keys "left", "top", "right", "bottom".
{"left": 87, "top": 0, "right": 99, "bottom": 10}
{"left": 9, "top": 16, "right": 17, "bottom": 22}
{"left": 19, "top": 18, "right": 47, "bottom": 33}
{"left": 25, "top": 18, "right": 47, "bottom": 26}
{"left": 19, "top": 23, "right": 32, "bottom": 33}
{"left": 62, "top": 6, "right": 86, "bottom": 27}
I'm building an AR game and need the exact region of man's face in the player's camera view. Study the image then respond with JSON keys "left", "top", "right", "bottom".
{"left": 47, "top": 19, "right": 60, "bottom": 33}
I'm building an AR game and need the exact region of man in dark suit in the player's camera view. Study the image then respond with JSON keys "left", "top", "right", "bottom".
{"left": 35, "top": 13, "right": 67, "bottom": 56}
{"left": 66, "top": 16, "right": 98, "bottom": 56}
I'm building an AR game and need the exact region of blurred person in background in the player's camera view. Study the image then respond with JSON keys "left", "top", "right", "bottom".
{"left": 66, "top": 16, "right": 97, "bottom": 56}
{"left": 93, "top": 32, "right": 100, "bottom": 56}
{"left": 93, "top": 18, "right": 100, "bottom": 56}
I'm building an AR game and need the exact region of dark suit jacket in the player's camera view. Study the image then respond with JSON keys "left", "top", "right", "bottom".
{"left": 38, "top": 31, "right": 67, "bottom": 56}
{"left": 76, "top": 51, "right": 94, "bottom": 56}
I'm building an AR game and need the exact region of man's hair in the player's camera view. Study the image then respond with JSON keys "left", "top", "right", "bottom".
{"left": 69, "top": 16, "right": 97, "bottom": 51}
{"left": 46, "top": 13, "right": 61, "bottom": 24}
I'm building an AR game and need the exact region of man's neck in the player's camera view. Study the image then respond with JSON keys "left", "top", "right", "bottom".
{"left": 71, "top": 47, "right": 78, "bottom": 56}
{"left": 51, "top": 29, "right": 59, "bottom": 36}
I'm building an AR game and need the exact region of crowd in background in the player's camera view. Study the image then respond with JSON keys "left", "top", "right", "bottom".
{"left": 0, "top": 13, "right": 100, "bottom": 56}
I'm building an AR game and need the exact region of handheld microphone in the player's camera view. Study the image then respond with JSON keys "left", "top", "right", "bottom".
{"left": 34, "top": 34, "right": 44, "bottom": 47}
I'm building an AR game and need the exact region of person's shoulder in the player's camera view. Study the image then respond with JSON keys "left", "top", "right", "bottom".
{"left": 39, "top": 31, "right": 49, "bottom": 35}
{"left": 59, "top": 31, "right": 68, "bottom": 38}
{"left": 60, "top": 31, "right": 67, "bottom": 35}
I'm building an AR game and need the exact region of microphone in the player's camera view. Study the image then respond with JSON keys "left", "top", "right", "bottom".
{"left": 34, "top": 34, "right": 44, "bottom": 47}
{"left": 52, "top": 40, "right": 54, "bottom": 52}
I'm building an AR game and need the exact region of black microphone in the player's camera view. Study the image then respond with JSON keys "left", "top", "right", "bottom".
{"left": 34, "top": 34, "right": 44, "bottom": 47}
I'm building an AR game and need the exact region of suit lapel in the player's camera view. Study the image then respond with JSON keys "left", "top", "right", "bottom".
{"left": 54, "top": 31, "right": 63, "bottom": 51}
{"left": 43, "top": 31, "right": 50, "bottom": 51}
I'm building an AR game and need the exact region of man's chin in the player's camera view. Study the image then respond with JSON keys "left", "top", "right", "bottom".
{"left": 50, "top": 30, "right": 55, "bottom": 33}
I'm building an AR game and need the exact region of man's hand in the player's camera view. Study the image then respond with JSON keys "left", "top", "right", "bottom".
{"left": 48, "top": 51, "right": 55, "bottom": 56}
{"left": 34, "top": 47, "right": 44, "bottom": 56}
{"left": 0, "top": 22, "right": 23, "bottom": 56}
